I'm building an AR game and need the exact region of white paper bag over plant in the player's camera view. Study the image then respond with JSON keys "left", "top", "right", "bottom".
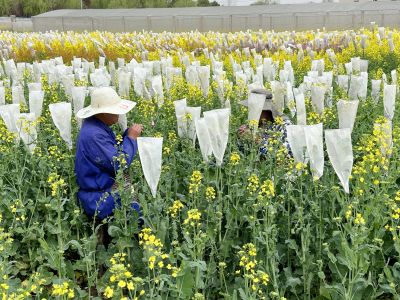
{"left": 49, "top": 102, "right": 72, "bottom": 149}
{"left": 360, "top": 60, "right": 369, "bottom": 73}
{"left": 165, "top": 67, "right": 182, "bottom": 92}
{"left": 185, "top": 66, "right": 200, "bottom": 87}
{"left": 118, "top": 114, "right": 128, "bottom": 131}
{"left": 195, "top": 117, "right": 213, "bottom": 162}
{"left": 358, "top": 72, "right": 368, "bottom": 101}
{"left": 348, "top": 75, "right": 362, "bottom": 100}
{"left": 374, "top": 119, "right": 393, "bottom": 157}
{"left": 71, "top": 86, "right": 87, "bottom": 116}
{"left": 185, "top": 106, "right": 201, "bottom": 145}
{"left": 303, "top": 123, "right": 324, "bottom": 180}
{"left": 351, "top": 57, "right": 361, "bottom": 74}
{"left": 12, "top": 86, "right": 26, "bottom": 105}
{"left": 279, "top": 70, "right": 289, "bottom": 83}
{"left": 198, "top": 65, "right": 210, "bottom": 97}
{"left": 203, "top": 108, "right": 230, "bottom": 166}
{"left": 320, "top": 72, "right": 333, "bottom": 88}
{"left": 337, "top": 75, "right": 349, "bottom": 93}
{"left": 247, "top": 92, "right": 266, "bottom": 122}
{"left": 286, "top": 82, "right": 296, "bottom": 117}
{"left": 151, "top": 75, "right": 164, "bottom": 106}
{"left": 117, "top": 70, "right": 131, "bottom": 99}
{"left": 371, "top": 80, "right": 382, "bottom": 104}
{"left": 0, "top": 104, "right": 20, "bottom": 134}
{"left": 263, "top": 58, "right": 276, "bottom": 82}
{"left": 287, "top": 125, "right": 308, "bottom": 164}
{"left": 383, "top": 84, "right": 396, "bottom": 120}
{"left": 28, "top": 82, "right": 42, "bottom": 93}
{"left": 16, "top": 113, "right": 37, "bottom": 153}
{"left": 254, "top": 66, "right": 263, "bottom": 86}
{"left": 325, "top": 128, "right": 353, "bottom": 193}
{"left": 284, "top": 60, "right": 295, "bottom": 84}
{"left": 311, "top": 59, "right": 324, "bottom": 76}
{"left": 271, "top": 81, "right": 285, "bottom": 115}
{"left": 137, "top": 137, "right": 163, "bottom": 198}
{"left": 345, "top": 62, "right": 353, "bottom": 75}
{"left": 337, "top": 99, "right": 359, "bottom": 132}
{"left": 0, "top": 87, "right": 5, "bottom": 106}
{"left": 295, "top": 93, "right": 307, "bottom": 125}
{"left": 29, "top": 91, "right": 44, "bottom": 120}
{"left": 133, "top": 68, "right": 148, "bottom": 98}
{"left": 174, "top": 98, "right": 187, "bottom": 137}
{"left": 311, "top": 84, "right": 325, "bottom": 115}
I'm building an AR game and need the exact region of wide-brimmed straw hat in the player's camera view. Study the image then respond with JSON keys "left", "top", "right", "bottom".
{"left": 77, "top": 87, "right": 136, "bottom": 119}
{"left": 239, "top": 88, "right": 274, "bottom": 111}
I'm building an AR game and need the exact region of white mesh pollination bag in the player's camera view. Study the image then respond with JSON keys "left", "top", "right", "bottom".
{"left": 303, "top": 123, "right": 324, "bottom": 180}
{"left": 286, "top": 125, "right": 308, "bottom": 164}
{"left": 203, "top": 108, "right": 230, "bottom": 166}
{"left": 49, "top": 102, "right": 72, "bottom": 149}
{"left": 29, "top": 90, "right": 44, "bottom": 120}
{"left": 16, "top": 113, "right": 37, "bottom": 154}
{"left": 337, "top": 99, "right": 359, "bottom": 132}
{"left": 383, "top": 84, "right": 396, "bottom": 120}
{"left": 325, "top": 128, "right": 353, "bottom": 193}
{"left": 137, "top": 137, "right": 163, "bottom": 198}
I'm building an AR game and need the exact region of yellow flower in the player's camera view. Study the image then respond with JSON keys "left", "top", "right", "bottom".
{"left": 104, "top": 286, "right": 114, "bottom": 298}
{"left": 189, "top": 170, "right": 203, "bottom": 194}
{"left": 354, "top": 213, "right": 366, "bottom": 225}
{"left": 247, "top": 174, "right": 259, "bottom": 195}
{"left": 183, "top": 209, "right": 202, "bottom": 227}
{"left": 229, "top": 152, "right": 241, "bottom": 166}
{"left": 205, "top": 186, "right": 216, "bottom": 201}
{"left": 118, "top": 280, "right": 126, "bottom": 288}
{"left": 127, "top": 281, "right": 134, "bottom": 290}
{"left": 168, "top": 200, "right": 184, "bottom": 218}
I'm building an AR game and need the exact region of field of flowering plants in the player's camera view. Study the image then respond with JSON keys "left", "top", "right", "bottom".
{"left": 1, "top": 26, "right": 400, "bottom": 299}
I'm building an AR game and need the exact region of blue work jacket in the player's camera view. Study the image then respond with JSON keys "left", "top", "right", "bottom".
{"left": 75, "top": 116, "right": 138, "bottom": 219}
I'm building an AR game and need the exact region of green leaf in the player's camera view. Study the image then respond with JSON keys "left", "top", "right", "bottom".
{"left": 177, "top": 263, "right": 194, "bottom": 299}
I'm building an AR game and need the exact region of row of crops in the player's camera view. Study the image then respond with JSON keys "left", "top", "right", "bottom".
{"left": 0, "top": 27, "right": 400, "bottom": 299}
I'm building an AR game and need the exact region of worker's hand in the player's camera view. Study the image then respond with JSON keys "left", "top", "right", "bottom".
{"left": 127, "top": 124, "right": 143, "bottom": 140}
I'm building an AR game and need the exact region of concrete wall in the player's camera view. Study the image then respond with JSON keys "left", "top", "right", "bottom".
{"left": 31, "top": 3, "right": 400, "bottom": 32}
{"left": 0, "top": 17, "right": 33, "bottom": 32}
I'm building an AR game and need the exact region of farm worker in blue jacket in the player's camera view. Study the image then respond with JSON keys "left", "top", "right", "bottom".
{"left": 75, "top": 87, "right": 143, "bottom": 223}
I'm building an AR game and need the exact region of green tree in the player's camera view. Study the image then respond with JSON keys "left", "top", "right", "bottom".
{"left": 197, "top": 0, "right": 219, "bottom": 6}
{"left": 0, "top": 0, "right": 11, "bottom": 15}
